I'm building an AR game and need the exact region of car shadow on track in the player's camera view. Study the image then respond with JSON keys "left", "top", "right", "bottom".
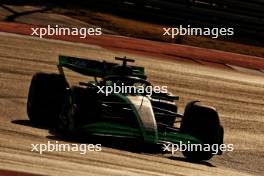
{"left": 12, "top": 119, "right": 216, "bottom": 168}
{"left": 12, "top": 119, "right": 50, "bottom": 130}
{"left": 168, "top": 156, "right": 216, "bottom": 167}
{"left": 47, "top": 129, "right": 161, "bottom": 153}
{"left": 46, "top": 132, "right": 216, "bottom": 167}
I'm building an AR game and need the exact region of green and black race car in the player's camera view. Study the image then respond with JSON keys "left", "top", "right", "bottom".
{"left": 27, "top": 55, "right": 224, "bottom": 161}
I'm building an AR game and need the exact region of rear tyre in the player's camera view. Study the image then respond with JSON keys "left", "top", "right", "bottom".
{"left": 57, "top": 98, "right": 76, "bottom": 134}
{"left": 180, "top": 101, "right": 223, "bottom": 161}
{"left": 27, "top": 72, "right": 67, "bottom": 127}
{"left": 57, "top": 86, "right": 100, "bottom": 134}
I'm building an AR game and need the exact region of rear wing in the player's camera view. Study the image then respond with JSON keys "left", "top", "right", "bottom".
{"left": 58, "top": 55, "right": 146, "bottom": 79}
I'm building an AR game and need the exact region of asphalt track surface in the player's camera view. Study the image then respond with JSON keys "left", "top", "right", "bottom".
{"left": 0, "top": 32, "right": 263, "bottom": 176}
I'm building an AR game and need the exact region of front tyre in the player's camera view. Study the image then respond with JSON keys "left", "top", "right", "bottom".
{"left": 180, "top": 101, "right": 224, "bottom": 161}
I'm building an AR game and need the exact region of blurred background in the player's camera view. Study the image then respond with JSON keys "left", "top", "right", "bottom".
{"left": 0, "top": 0, "right": 263, "bottom": 57}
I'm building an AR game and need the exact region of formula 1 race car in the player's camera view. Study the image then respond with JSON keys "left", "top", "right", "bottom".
{"left": 27, "top": 55, "right": 224, "bottom": 161}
